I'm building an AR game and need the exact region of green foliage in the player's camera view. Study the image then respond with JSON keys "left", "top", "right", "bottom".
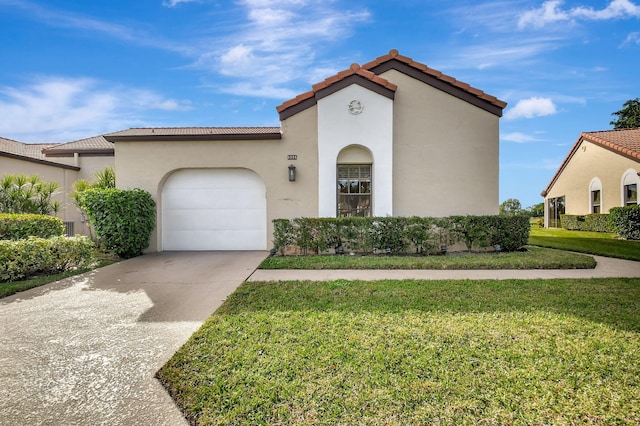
{"left": 527, "top": 202, "right": 545, "bottom": 217}
{"left": 0, "top": 174, "right": 60, "bottom": 215}
{"left": 610, "top": 98, "right": 640, "bottom": 129}
{"left": 272, "top": 215, "right": 530, "bottom": 255}
{"left": 0, "top": 213, "right": 64, "bottom": 239}
{"left": 609, "top": 205, "right": 640, "bottom": 240}
{"left": 561, "top": 214, "right": 612, "bottom": 233}
{"left": 0, "top": 235, "right": 95, "bottom": 282}
{"left": 82, "top": 188, "right": 156, "bottom": 258}
{"left": 499, "top": 198, "right": 522, "bottom": 216}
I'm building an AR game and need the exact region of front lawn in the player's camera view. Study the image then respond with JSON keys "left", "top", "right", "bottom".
{"left": 529, "top": 227, "right": 640, "bottom": 261}
{"left": 260, "top": 246, "right": 596, "bottom": 269}
{"left": 158, "top": 278, "right": 640, "bottom": 425}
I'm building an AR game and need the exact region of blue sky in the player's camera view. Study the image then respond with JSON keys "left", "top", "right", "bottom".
{"left": 1, "top": 0, "right": 639, "bottom": 207}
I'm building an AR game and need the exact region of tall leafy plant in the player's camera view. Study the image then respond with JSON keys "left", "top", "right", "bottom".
{"left": 82, "top": 188, "right": 156, "bottom": 258}
{"left": 0, "top": 174, "right": 60, "bottom": 215}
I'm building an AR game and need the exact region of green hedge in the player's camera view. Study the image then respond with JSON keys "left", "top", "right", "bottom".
{"left": 272, "top": 215, "right": 530, "bottom": 255}
{"left": 0, "top": 236, "right": 96, "bottom": 282}
{"left": 560, "top": 214, "right": 612, "bottom": 232}
{"left": 82, "top": 188, "right": 156, "bottom": 258}
{"left": 0, "top": 213, "right": 65, "bottom": 240}
{"left": 609, "top": 205, "right": 640, "bottom": 240}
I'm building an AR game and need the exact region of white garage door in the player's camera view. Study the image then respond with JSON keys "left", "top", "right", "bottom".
{"left": 162, "top": 169, "right": 267, "bottom": 250}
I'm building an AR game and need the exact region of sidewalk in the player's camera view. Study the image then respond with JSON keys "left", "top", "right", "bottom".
{"left": 248, "top": 255, "right": 640, "bottom": 281}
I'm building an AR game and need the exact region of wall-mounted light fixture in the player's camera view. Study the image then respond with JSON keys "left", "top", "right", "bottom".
{"left": 288, "top": 164, "right": 296, "bottom": 182}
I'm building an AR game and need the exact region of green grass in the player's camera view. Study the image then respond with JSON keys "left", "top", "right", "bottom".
{"left": 260, "top": 246, "right": 596, "bottom": 270}
{"left": 529, "top": 227, "right": 640, "bottom": 261}
{"left": 0, "top": 254, "right": 118, "bottom": 299}
{"left": 158, "top": 278, "right": 640, "bottom": 425}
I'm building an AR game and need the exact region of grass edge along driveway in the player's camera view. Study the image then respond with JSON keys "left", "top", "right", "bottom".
{"left": 158, "top": 278, "right": 640, "bottom": 425}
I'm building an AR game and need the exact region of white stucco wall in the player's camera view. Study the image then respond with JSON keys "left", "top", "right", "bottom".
{"left": 317, "top": 84, "right": 393, "bottom": 217}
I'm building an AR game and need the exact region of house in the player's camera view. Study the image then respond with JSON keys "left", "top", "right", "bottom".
{"left": 104, "top": 50, "right": 506, "bottom": 251}
{"left": 0, "top": 135, "right": 114, "bottom": 235}
{"left": 541, "top": 128, "right": 640, "bottom": 228}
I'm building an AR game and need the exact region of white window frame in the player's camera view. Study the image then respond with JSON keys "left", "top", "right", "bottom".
{"left": 589, "top": 177, "right": 602, "bottom": 214}
{"left": 621, "top": 169, "right": 640, "bottom": 206}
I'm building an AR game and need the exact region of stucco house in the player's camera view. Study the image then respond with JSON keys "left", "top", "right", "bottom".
{"left": 104, "top": 50, "right": 506, "bottom": 251}
{"left": 0, "top": 135, "right": 114, "bottom": 235}
{"left": 541, "top": 128, "right": 640, "bottom": 228}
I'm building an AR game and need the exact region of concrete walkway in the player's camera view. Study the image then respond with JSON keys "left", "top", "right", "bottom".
{"left": 249, "top": 254, "right": 640, "bottom": 281}
{"left": 0, "top": 251, "right": 266, "bottom": 426}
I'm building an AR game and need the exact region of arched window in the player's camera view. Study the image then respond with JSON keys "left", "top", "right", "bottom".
{"left": 622, "top": 169, "right": 639, "bottom": 206}
{"left": 337, "top": 146, "right": 373, "bottom": 217}
{"left": 589, "top": 178, "right": 602, "bottom": 213}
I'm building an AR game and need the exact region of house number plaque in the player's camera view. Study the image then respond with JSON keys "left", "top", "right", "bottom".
{"left": 288, "top": 154, "right": 297, "bottom": 160}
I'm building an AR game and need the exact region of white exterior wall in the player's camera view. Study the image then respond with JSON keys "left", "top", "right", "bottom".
{"left": 317, "top": 84, "right": 393, "bottom": 217}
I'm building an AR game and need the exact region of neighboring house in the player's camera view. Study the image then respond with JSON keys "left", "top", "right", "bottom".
{"left": 541, "top": 128, "right": 640, "bottom": 228}
{"left": 0, "top": 135, "right": 114, "bottom": 235}
{"left": 105, "top": 50, "right": 506, "bottom": 251}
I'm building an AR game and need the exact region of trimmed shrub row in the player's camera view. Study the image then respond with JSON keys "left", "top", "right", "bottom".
{"left": 0, "top": 213, "right": 64, "bottom": 240}
{"left": 273, "top": 215, "right": 530, "bottom": 255}
{"left": 610, "top": 205, "right": 640, "bottom": 240}
{"left": 560, "top": 214, "right": 612, "bottom": 233}
{"left": 0, "top": 236, "right": 96, "bottom": 282}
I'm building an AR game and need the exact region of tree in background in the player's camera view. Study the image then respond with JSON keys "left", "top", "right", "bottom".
{"left": 499, "top": 198, "right": 523, "bottom": 216}
{"left": 0, "top": 174, "right": 60, "bottom": 215}
{"left": 526, "top": 202, "right": 545, "bottom": 217}
{"left": 610, "top": 98, "right": 640, "bottom": 129}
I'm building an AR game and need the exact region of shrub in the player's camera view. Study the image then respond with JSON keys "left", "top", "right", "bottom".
{"left": 561, "top": 214, "right": 612, "bottom": 232}
{"left": 609, "top": 205, "right": 640, "bottom": 240}
{"left": 272, "top": 215, "right": 530, "bottom": 255}
{"left": 0, "top": 213, "right": 64, "bottom": 240}
{"left": 82, "top": 188, "right": 156, "bottom": 258}
{"left": 0, "top": 174, "right": 60, "bottom": 215}
{"left": 0, "top": 236, "right": 95, "bottom": 282}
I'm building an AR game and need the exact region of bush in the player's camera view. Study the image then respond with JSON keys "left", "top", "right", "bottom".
{"left": 609, "top": 205, "right": 640, "bottom": 240}
{"left": 0, "top": 174, "right": 60, "bottom": 215}
{"left": 0, "top": 213, "right": 64, "bottom": 240}
{"left": 561, "top": 214, "right": 613, "bottom": 233}
{"left": 82, "top": 188, "right": 156, "bottom": 258}
{"left": 0, "top": 236, "right": 95, "bottom": 282}
{"left": 272, "top": 215, "right": 530, "bottom": 255}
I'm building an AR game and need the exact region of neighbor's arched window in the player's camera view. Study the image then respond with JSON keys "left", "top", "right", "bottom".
{"left": 589, "top": 178, "right": 602, "bottom": 213}
{"left": 622, "top": 169, "right": 639, "bottom": 206}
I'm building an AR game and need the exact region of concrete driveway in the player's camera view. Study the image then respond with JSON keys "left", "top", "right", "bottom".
{"left": 0, "top": 251, "right": 266, "bottom": 426}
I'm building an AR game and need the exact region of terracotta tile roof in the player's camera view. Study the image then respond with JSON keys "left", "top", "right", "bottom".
{"left": 541, "top": 127, "right": 640, "bottom": 197}
{"left": 104, "top": 127, "right": 282, "bottom": 142}
{"left": 276, "top": 49, "right": 506, "bottom": 119}
{"left": 42, "top": 135, "right": 113, "bottom": 155}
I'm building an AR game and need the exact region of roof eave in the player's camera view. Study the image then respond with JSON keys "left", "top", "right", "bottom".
{"left": 105, "top": 132, "right": 282, "bottom": 143}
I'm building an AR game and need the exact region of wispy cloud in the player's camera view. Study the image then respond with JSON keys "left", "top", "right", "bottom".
{"left": 622, "top": 31, "right": 640, "bottom": 45}
{"left": 163, "top": 0, "right": 201, "bottom": 7}
{"left": 0, "top": 77, "right": 190, "bottom": 142}
{"left": 518, "top": 0, "right": 640, "bottom": 29}
{"left": 504, "top": 97, "right": 557, "bottom": 120}
{"left": 501, "top": 132, "right": 546, "bottom": 143}
{"left": 191, "top": 1, "right": 371, "bottom": 98}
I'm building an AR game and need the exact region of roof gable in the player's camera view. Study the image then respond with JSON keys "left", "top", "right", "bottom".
{"left": 276, "top": 49, "right": 507, "bottom": 120}
{"left": 541, "top": 127, "right": 640, "bottom": 197}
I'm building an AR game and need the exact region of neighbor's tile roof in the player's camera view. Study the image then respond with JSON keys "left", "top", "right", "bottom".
{"left": 0, "top": 136, "right": 56, "bottom": 161}
{"left": 104, "top": 127, "right": 282, "bottom": 142}
{"left": 541, "top": 127, "right": 640, "bottom": 196}
{"left": 41, "top": 135, "right": 113, "bottom": 155}
{"left": 276, "top": 49, "right": 507, "bottom": 118}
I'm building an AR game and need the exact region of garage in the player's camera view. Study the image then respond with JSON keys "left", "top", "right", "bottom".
{"left": 162, "top": 168, "right": 267, "bottom": 250}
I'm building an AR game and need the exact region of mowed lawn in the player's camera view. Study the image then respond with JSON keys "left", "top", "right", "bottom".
{"left": 158, "top": 278, "right": 640, "bottom": 425}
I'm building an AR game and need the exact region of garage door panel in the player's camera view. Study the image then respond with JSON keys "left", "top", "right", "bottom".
{"left": 162, "top": 169, "right": 266, "bottom": 250}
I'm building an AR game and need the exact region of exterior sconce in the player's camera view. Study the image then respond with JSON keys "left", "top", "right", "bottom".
{"left": 288, "top": 164, "right": 296, "bottom": 182}
{"left": 440, "top": 245, "right": 447, "bottom": 255}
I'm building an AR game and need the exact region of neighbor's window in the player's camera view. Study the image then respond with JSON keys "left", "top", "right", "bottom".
{"left": 591, "top": 190, "right": 601, "bottom": 213}
{"left": 548, "top": 195, "right": 565, "bottom": 228}
{"left": 625, "top": 184, "right": 638, "bottom": 205}
{"left": 337, "top": 164, "right": 371, "bottom": 217}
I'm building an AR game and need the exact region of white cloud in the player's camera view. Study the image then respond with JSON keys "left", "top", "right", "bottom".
{"left": 622, "top": 31, "right": 640, "bottom": 45}
{"left": 193, "top": 1, "right": 371, "bottom": 98}
{"left": 519, "top": 0, "right": 640, "bottom": 29}
{"left": 163, "top": 0, "right": 200, "bottom": 7}
{"left": 501, "top": 132, "right": 544, "bottom": 143}
{"left": 504, "top": 97, "right": 557, "bottom": 120}
{"left": 0, "top": 77, "right": 190, "bottom": 142}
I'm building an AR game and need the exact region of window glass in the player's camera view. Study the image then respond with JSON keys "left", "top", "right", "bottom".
{"left": 591, "top": 190, "right": 601, "bottom": 213}
{"left": 337, "top": 164, "right": 371, "bottom": 217}
{"left": 626, "top": 184, "right": 638, "bottom": 205}
{"left": 548, "top": 196, "right": 565, "bottom": 228}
